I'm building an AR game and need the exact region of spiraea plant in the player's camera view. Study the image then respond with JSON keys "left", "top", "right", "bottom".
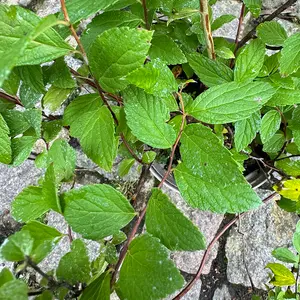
{"left": 0, "top": 0, "right": 300, "bottom": 299}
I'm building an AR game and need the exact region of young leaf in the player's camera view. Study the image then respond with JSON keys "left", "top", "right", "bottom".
{"left": 266, "top": 263, "right": 296, "bottom": 286}
{"left": 234, "top": 111, "right": 261, "bottom": 152}
{"left": 116, "top": 234, "right": 184, "bottom": 300}
{"left": 174, "top": 124, "right": 261, "bottom": 213}
{"left": 123, "top": 87, "right": 176, "bottom": 149}
{"left": 262, "top": 132, "right": 285, "bottom": 153}
{"left": 211, "top": 14, "right": 236, "bottom": 31}
{"left": 118, "top": 158, "right": 135, "bottom": 177}
{"left": 272, "top": 247, "right": 299, "bottom": 264}
{"left": 64, "top": 95, "right": 117, "bottom": 171}
{"left": 187, "top": 53, "right": 233, "bottom": 87}
{"left": 257, "top": 21, "right": 287, "bottom": 46}
{"left": 185, "top": 81, "right": 275, "bottom": 124}
{"left": 146, "top": 188, "right": 206, "bottom": 251}
{"left": 0, "top": 280, "right": 28, "bottom": 300}
{"left": 10, "top": 136, "right": 37, "bottom": 166}
{"left": 63, "top": 184, "right": 136, "bottom": 240}
{"left": 0, "top": 113, "right": 11, "bottom": 164}
{"left": 89, "top": 27, "right": 152, "bottom": 93}
{"left": 275, "top": 179, "right": 300, "bottom": 201}
{"left": 234, "top": 39, "right": 265, "bottom": 82}
{"left": 142, "top": 151, "right": 156, "bottom": 164}
{"left": 280, "top": 33, "right": 300, "bottom": 76}
{"left": 56, "top": 239, "right": 91, "bottom": 284}
{"left": 0, "top": 268, "right": 14, "bottom": 288}
{"left": 260, "top": 110, "right": 281, "bottom": 143}
{"left": 149, "top": 33, "right": 187, "bottom": 65}
{"left": 43, "top": 86, "right": 72, "bottom": 112}
{"left": 243, "top": 0, "right": 261, "bottom": 17}
{"left": 80, "top": 272, "right": 111, "bottom": 300}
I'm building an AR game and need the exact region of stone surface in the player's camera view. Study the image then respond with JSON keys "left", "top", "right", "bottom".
{"left": 226, "top": 190, "right": 299, "bottom": 290}
{"left": 213, "top": 284, "right": 231, "bottom": 300}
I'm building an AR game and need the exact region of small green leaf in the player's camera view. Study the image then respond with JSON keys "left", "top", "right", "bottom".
{"left": 186, "top": 81, "right": 275, "bottom": 124}
{"left": 0, "top": 268, "right": 14, "bottom": 288}
{"left": 263, "top": 132, "right": 285, "bottom": 153}
{"left": 42, "top": 120, "right": 63, "bottom": 142}
{"left": 267, "top": 88, "right": 300, "bottom": 106}
{"left": 266, "top": 263, "right": 296, "bottom": 286}
{"left": 0, "top": 113, "right": 11, "bottom": 164}
{"left": 116, "top": 234, "right": 184, "bottom": 300}
{"left": 187, "top": 52, "right": 233, "bottom": 87}
{"left": 293, "top": 232, "right": 300, "bottom": 254}
{"left": 2, "top": 70, "right": 20, "bottom": 95}
{"left": 174, "top": 124, "right": 261, "bottom": 213}
{"left": 142, "top": 151, "right": 157, "bottom": 164}
{"left": 146, "top": 188, "right": 206, "bottom": 251}
{"left": 234, "top": 39, "right": 265, "bottom": 82}
{"left": 80, "top": 272, "right": 110, "bottom": 300}
{"left": 243, "top": 0, "right": 262, "bottom": 17}
{"left": 272, "top": 247, "right": 298, "bottom": 264}
{"left": 118, "top": 158, "right": 135, "bottom": 177}
{"left": 89, "top": 27, "right": 152, "bottom": 93}
{"left": 257, "top": 21, "right": 287, "bottom": 46}
{"left": 260, "top": 110, "right": 281, "bottom": 143}
{"left": 234, "top": 111, "right": 261, "bottom": 152}
{"left": 123, "top": 87, "right": 176, "bottom": 149}
{"left": 56, "top": 239, "right": 91, "bottom": 284}
{"left": 280, "top": 33, "right": 300, "bottom": 76}
{"left": 43, "top": 86, "right": 72, "bottom": 112}
{"left": 215, "top": 46, "right": 235, "bottom": 59}
{"left": 211, "top": 14, "right": 236, "bottom": 31}
{"left": 64, "top": 184, "right": 136, "bottom": 240}
{"left": 10, "top": 136, "right": 37, "bottom": 166}
{"left": 0, "top": 280, "right": 28, "bottom": 300}
{"left": 112, "top": 231, "right": 127, "bottom": 245}
{"left": 149, "top": 33, "right": 187, "bottom": 65}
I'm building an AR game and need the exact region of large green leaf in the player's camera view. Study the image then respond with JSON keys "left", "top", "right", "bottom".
{"left": 260, "top": 110, "right": 281, "bottom": 143}
{"left": 123, "top": 87, "right": 176, "bottom": 149}
{"left": 149, "top": 33, "right": 187, "bottom": 65}
{"left": 89, "top": 27, "right": 152, "bottom": 93}
{"left": 146, "top": 188, "right": 206, "bottom": 251}
{"left": 56, "top": 239, "right": 91, "bottom": 284}
{"left": 186, "top": 81, "right": 275, "bottom": 124}
{"left": 63, "top": 184, "right": 136, "bottom": 240}
{"left": 0, "top": 6, "right": 72, "bottom": 66}
{"left": 174, "top": 124, "right": 261, "bottom": 213}
{"left": 266, "top": 263, "right": 296, "bottom": 286}
{"left": 275, "top": 158, "right": 300, "bottom": 177}
{"left": 0, "top": 113, "right": 11, "bottom": 164}
{"left": 0, "top": 280, "right": 28, "bottom": 300}
{"left": 64, "top": 95, "right": 117, "bottom": 171}
{"left": 81, "top": 11, "right": 142, "bottom": 52}
{"left": 257, "top": 21, "right": 287, "bottom": 46}
{"left": 18, "top": 65, "right": 45, "bottom": 94}
{"left": 267, "top": 87, "right": 300, "bottom": 106}
{"left": 116, "top": 234, "right": 184, "bottom": 300}
{"left": 187, "top": 53, "right": 233, "bottom": 87}
{"left": 280, "top": 33, "right": 300, "bottom": 76}
{"left": 234, "top": 39, "right": 265, "bottom": 82}
{"left": 234, "top": 111, "right": 261, "bottom": 152}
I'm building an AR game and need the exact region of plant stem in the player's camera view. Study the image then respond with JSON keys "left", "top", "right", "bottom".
{"left": 238, "top": 0, "right": 297, "bottom": 49}
{"left": 172, "top": 192, "right": 278, "bottom": 299}
{"left": 200, "top": 0, "right": 215, "bottom": 60}
{"left": 141, "top": 0, "right": 150, "bottom": 30}
{"left": 0, "top": 91, "right": 23, "bottom": 107}
{"left": 275, "top": 154, "right": 300, "bottom": 161}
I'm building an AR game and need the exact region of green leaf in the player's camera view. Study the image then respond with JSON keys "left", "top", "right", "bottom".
{"left": 123, "top": 87, "right": 176, "bottom": 149}
{"left": 186, "top": 81, "right": 275, "bottom": 124}
{"left": 215, "top": 46, "right": 235, "bottom": 59}
{"left": 64, "top": 184, "right": 136, "bottom": 240}
{"left": 18, "top": 65, "right": 45, "bottom": 94}
{"left": 234, "top": 111, "right": 261, "bottom": 152}
{"left": 272, "top": 248, "right": 299, "bottom": 264}
{"left": 260, "top": 110, "right": 281, "bottom": 143}
{"left": 43, "top": 86, "right": 72, "bottom": 112}
{"left": 80, "top": 272, "right": 110, "bottom": 300}
{"left": 81, "top": 11, "right": 142, "bottom": 52}
{"left": 275, "top": 158, "right": 300, "bottom": 177}
{"left": 280, "top": 33, "right": 300, "bottom": 76}
{"left": 0, "top": 113, "right": 11, "bottom": 164}
{"left": 64, "top": 0, "right": 119, "bottom": 24}
{"left": 42, "top": 120, "right": 62, "bottom": 142}
{"left": 187, "top": 53, "right": 233, "bottom": 87}
{"left": 149, "top": 33, "right": 187, "bottom": 65}
{"left": 64, "top": 94, "right": 118, "bottom": 171}
{"left": 10, "top": 136, "right": 37, "bottom": 166}
{"left": 118, "top": 158, "right": 135, "bottom": 177}
{"left": 22, "top": 221, "right": 62, "bottom": 263}
{"left": 267, "top": 88, "right": 300, "bottom": 106}
{"left": 0, "top": 280, "right": 28, "bottom": 300}
{"left": 293, "top": 232, "right": 300, "bottom": 254}
{"left": 243, "top": 0, "right": 261, "bottom": 17}
{"left": 35, "top": 290, "right": 53, "bottom": 300}
{"left": 112, "top": 231, "right": 127, "bottom": 245}
{"left": 89, "top": 27, "right": 152, "bottom": 93}
{"left": 266, "top": 263, "right": 296, "bottom": 286}
{"left": 146, "top": 188, "right": 206, "bottom": 251}
{"left": 234, "top": 39, "right": 265, "bottom": 82}
{"left": 0, "top": 6, "right": 72, "bottom": 66}
{"left": 263, "top": 132, "right": 285, "bottom": 153}
{"left": 19, "top": 83, "right": 42, "bottom": 109}
{"left": 174, "top": 124, "right": 261, "bottom": 213}
{"left": 142, "top": 151, "right": 156, "bottom": 164}
{"left": 211, "top": 14, "right": 235, "bottom": 31}
{"left": 0, "top": 269, "right": 14, "bottom": 288}
{"left": 2, "top": 70, "right": 20, "bottom": 95}
{"left": 56, "top": 239, "right": 91, "bottom": 284}
{"left": 116, "top": 234, "right": 184, "bottom": 300}
{"left": 257, "top": 21, "right": 287, "bottom": 46}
